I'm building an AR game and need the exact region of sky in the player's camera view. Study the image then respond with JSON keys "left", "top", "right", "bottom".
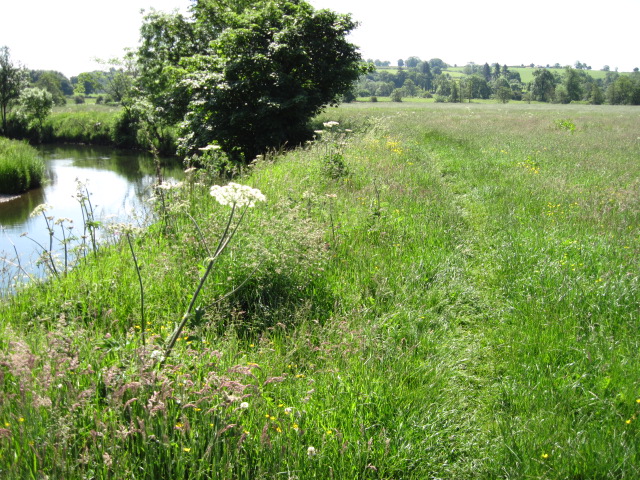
{"left": 1, "top": 0, "right": 638, "bottom": 78}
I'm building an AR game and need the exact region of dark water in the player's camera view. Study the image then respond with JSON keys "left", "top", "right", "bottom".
{"left": 0, "top": 145, "right": 183, "bottom": 290}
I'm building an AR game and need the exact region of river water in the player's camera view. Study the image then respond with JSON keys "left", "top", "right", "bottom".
{"left": 0, "top": 145, "right": 183, "bottom": 292}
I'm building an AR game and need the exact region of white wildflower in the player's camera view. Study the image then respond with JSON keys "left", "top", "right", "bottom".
{"left": 240, "top": 402, "right": 249, "bottom": 409}
{"left": 156, "top": 181, "right": 183, "bottom": 191}
{"left": 199, "top": 144, "right": 221, "bottom": 151}
{"left": 30, "top": 204, "right": 53, "bottom": 218}
{"left": 307, "top": 446, "right": 317, "bottom": 457}
{"left": 210, "top": 183, "right": 266, "bottom": 208}
{"left": 322, "top": 121, "right": 339, "bottom": 128}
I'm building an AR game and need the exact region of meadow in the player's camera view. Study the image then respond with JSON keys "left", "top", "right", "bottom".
{"left": 0, "top": 101, "right": 639, "bottom": 478}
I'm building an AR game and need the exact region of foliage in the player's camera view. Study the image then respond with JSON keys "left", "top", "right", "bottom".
{"left": 532, "top": 68, "right": 556, "bottom": 102}
{"left": 0, "top": 46, "right": 27, "bottom": 133}
{"left": 554, "top": 118, "right": 576, "bottom": 133}
{"left": 17, "top": 87, "right": 53, "bottom": 133}
{"left": 34, "top": 71, "right": 67, "bottom": 106}
{"left": 0, "top": 137, "right": 44, "bottom": 194}
{"left": 136, "top": 0, "right": 369, "bottom": 163}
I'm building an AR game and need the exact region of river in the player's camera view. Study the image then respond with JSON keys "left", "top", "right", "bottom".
{"left": 0, "top": 145, "right": 183, "bottom": 292}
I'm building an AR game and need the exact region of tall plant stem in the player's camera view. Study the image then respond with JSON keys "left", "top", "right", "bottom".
{"left": 161, "top": 204, "right": 247, "bottom": 365}
{"left": 126, "top": 233, "right": 145, "bottom": 346}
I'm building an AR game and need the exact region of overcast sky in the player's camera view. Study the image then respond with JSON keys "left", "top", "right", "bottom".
{"left": 1, "top": 0, "right": 637, "bottom": 78}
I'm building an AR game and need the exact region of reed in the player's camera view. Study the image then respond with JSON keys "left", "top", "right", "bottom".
{"left": 0, "top": 138, "right": 45, "bottom": 194}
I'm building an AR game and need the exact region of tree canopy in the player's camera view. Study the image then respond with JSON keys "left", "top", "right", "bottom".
{"left": 0, "top": 46, "right": 27, "bottom": 134}
{"left": 135, "top": 0, "right": 369, "bottom": 163}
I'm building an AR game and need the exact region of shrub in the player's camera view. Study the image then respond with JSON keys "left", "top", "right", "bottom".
{"left": 74, "top": 95, "right": 85, "bottom": 104}
{"left": 370, "top": 96, "right": 378, "bottom": 102}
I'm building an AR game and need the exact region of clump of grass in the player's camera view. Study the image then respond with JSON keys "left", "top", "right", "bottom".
{"left": 0, "top": 137, "right": 45, "bottom": 194}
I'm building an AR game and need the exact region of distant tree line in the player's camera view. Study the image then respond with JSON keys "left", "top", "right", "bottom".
{"left": 358, "top": 57, "right": 640, "bottom": 105}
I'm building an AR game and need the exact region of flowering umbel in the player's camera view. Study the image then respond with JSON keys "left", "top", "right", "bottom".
{"left": 210, "top": 183, "right": 266, "bottom": 208}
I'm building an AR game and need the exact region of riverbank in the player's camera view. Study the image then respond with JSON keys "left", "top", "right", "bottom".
{"left": 0, "top": 137, "right": 45, "bottom": 195}
{"left": 4, "top": 104, "right": 178, "bottom": 155}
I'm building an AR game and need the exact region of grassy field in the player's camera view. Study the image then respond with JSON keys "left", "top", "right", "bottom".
{"left": 1, "top": 102, "right": 639, "bottom": 478}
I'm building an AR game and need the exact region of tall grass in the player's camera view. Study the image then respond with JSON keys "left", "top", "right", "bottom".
{"left": 7, "top": 104, "right": 178, "bottom": 154}
{"left": 0, "top": 138, "right": 45, "bottom": 194}
{"left": 0, "top": 102, "right": 639, "bottom": 478}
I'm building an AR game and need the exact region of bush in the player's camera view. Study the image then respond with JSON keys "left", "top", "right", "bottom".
{"left": 0, "top": 137, "right": 45, "bottom": 194}
{"left": 74, "top": 95, "right": 85, "bottom": 104}
{"left": 370, "top": 96, "right": 378, "bottom": 102}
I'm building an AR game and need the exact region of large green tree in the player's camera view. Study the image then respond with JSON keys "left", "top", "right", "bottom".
{"left": 35, "top": 71, "right": 67, "bottom": 106}
{"left": 136, "top": 0, "right": 368, "bottom": 162}
{"left": 0, "top": 46, "right": 27, "bottom": 133}
{"left": 532, "top": 68, "right": 556, "bottom": 102}
{"left": 563, "top": 67, "right": 583, "bottom": 102}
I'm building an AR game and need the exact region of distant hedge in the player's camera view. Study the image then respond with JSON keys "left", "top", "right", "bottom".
{"left": 0, "top": 137, "right": 45, "bottom": 194}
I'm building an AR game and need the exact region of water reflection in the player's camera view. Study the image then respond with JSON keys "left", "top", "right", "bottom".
{"left": 0, "top": 145, "right": 183, "bottom": 291}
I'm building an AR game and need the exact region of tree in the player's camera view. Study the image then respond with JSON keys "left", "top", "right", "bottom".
{"left": 607, "top": 76, "right": 635, "bottom": 105}
{"left": 449, "top": 80, "right": 460, "bottom": 103}
{"left": 589, "top": 83, "right": 604, "bottom": 105}
{"left": 137, "top": 0, "right": 369, "bottom": 162}
{"left": 35, "top": 71, "right": 66, "bottom": 106}
{"left": 429, "top": 58, "right": 446, "bottom": 75}
{"left": 532, "top": 68, "right": 556, "bottom": 102}
{"left": 482, "top": 63, "right": 491, "bottom": 82}
{"left": 18, "top": 87, "right": 53, "bottom": 131}
{"left": 402, "top": 78, "right": 417, "bottom": 97}
{"left": 494, "top": 77, "right": 511, "bottom": 103}
{"left": 419, "top": 61, "right": 433, "bottom": 91}
{"left": 563, "top": 67, "right": 582, "bottom": 102}
{"left": 434, "top": 73, "right": 452, "bottom": 97}
{"left": 0, "top": 46, "right": 27, "bottom": 133}
{"left": 492, "top": 62, "right": 501, "bottom": 80}
{"left": 397, "top": 58, "right": 404, "bottom": 68}
{"left": 72, "top": 72, "right": 101, "bottom": 96}
{"left": 405, "top": 56, "right": 420, "bottom": 69}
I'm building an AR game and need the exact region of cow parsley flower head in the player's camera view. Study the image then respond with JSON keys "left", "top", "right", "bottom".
{"left": 210, "top": 183, "right": 266, "bottom": 208}
{"left": 30, "top": 204, "right": 53, "bottom": 218}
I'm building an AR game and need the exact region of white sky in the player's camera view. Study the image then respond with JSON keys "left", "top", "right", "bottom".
{"left": 1, "top": 0, "right": 637, "bottom": 78}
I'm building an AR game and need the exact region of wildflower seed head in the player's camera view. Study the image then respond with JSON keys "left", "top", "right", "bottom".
{"left": 210, "top": 182, "right": 266, "bottom": 208}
